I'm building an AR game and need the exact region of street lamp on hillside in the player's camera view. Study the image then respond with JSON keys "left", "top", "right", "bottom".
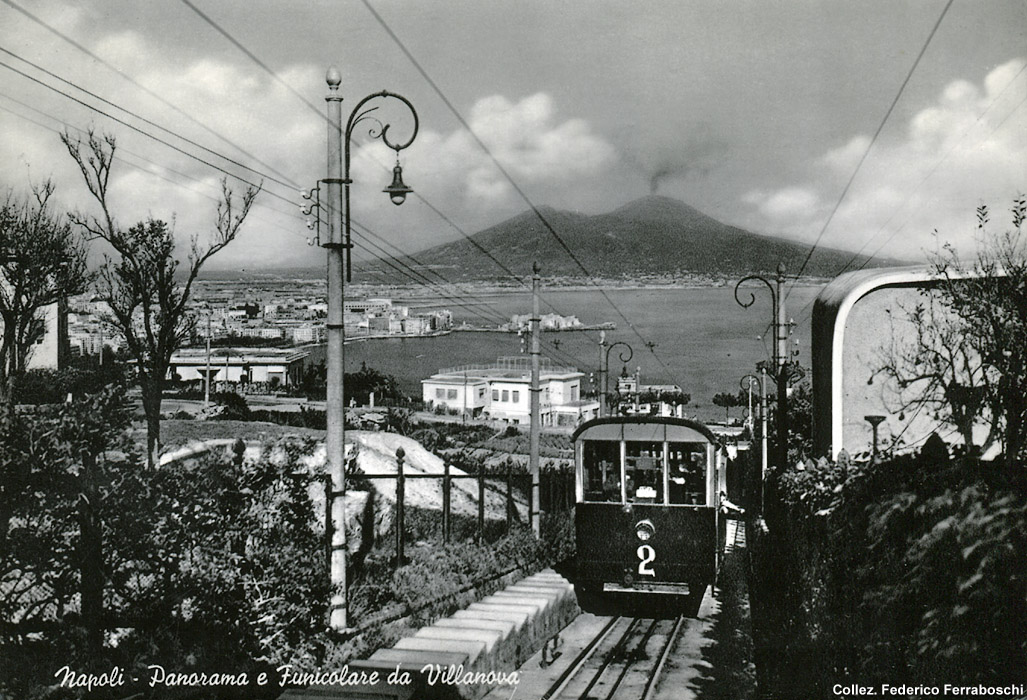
{"left": 306, "top": 67, "right": 419, "bottom": 633}
{"left": 597, "top": 331, "right": 633, "bottom": 417}
{"left": 734, "top": 264, "right": 789, "bottom": 471}
{"left": 740, "top": 371, "right": 768, "bottom": 511}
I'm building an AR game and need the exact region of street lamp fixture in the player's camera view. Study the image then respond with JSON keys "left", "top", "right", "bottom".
{"left": 383, "top": 158, "right": 413, "bottom": 206}
{"left": 340, "top": 87, "right": 419, "bottom": 279}
{"left": 865, "top": 415, "right": 886, "bottom": 461}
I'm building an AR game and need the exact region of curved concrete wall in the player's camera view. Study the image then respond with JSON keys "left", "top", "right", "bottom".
{"left": 811, "top": 266, "right": 992, "bottom": 459}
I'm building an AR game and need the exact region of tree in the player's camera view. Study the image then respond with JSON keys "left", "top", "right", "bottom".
{"left": 712, "top": 391, "right": 742, "bottom": 422}
{"left": 872, "top": 196, "right": 1027, "bottom": 465}
{"left": 0, "top": 181, "right": 89, "bottom": 405}
{"left": 62, "top": 130, "right": 259, "bottom": 467}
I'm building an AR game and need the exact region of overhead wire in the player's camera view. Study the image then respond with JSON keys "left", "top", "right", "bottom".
{"left": 851, "top": 90, "right": 1027, "bottom": 270}
{"left": 830, "top": 60, "right": 1027, "bottom": 281}
{"left": 787, "top": 0, "right": 956, "bottom": 294}
{"left": 0, "top": 46, "right": 300, "bottom": 190}
{"left": 788, "top": 68, "right": 1027, "bottom": 336}
{"left": 0, "top": 3, "right": 598, "bottom": 373}
{"left": 0, "top": 90, "right": 313, "bottom": 242}
{"left": 176, "top": 0, "right": 325, "bottom": 120}
{"left": 173, "top": 0, "right": 630, "bottom": 373}
{"left": 357, "top": 0, "right": 690, "bottom": 390}
{"left": 348, "top": 221, "right": 593, "bottom": 368}
{"left": 0, "top": 0, "right": 293, "bottom": 185}
{"left": 0, "top": 58, "right": 285, "bottom": 202}
{"left": 348, "top": 233, "right": 590, "bottom": 368}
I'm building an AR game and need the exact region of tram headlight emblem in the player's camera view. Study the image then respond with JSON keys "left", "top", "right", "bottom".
{"left": 635, "top": 519, "right": 655, "bottom": 542}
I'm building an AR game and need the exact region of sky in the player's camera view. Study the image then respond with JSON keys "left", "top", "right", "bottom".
{"left": 0, "top": 0, "right": 1024, "bottom": 272}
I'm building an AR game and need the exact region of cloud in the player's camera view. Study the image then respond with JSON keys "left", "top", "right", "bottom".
{"left": 747, "top": 186, "right": 821, "bottom": 223}
{"left": 743, "top": 58, "right": 1027, "bottom": 260}
{"left": 0, "top": 10, "right": 326, "bottom": 270}
{"left": 344, "top": 91, "right": 619, "bottom": 244}
{"left": 437, "top": 92, "right": 616, "bottom": 205}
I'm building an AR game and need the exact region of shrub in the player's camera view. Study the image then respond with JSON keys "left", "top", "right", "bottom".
{"left": 210, "top": 390, "right": 250, "bottom": 420}
{"left": 11, "top": 365, "right": 127, "bottom": 404}
{"left": 763, "top": 446, "right": 1027, "bottom": 692}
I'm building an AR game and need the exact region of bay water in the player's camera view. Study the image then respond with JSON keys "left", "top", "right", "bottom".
{"left": 342, "top": 285, "right": 824, "bottom": 412}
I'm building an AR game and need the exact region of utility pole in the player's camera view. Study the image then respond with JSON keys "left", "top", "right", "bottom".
{"left": 598, "top": 330, "right": 608, "bottom": 417}
{"left": 324, "top": 68, "right": 349, "bottom": 632}
{"left": 760, "top": 365, "right": 768, "bottom": 510}
{"left": 529, "top": 261, "right": 541, "bottom": 539}
{"left": 775, "top": 263, "right": 789, "bottom": 470}
{"left": 745, "top": 377, "right": 753, "bottom": 433}
{"left": 204, "top": 311, "right": 211, "bottom": 408}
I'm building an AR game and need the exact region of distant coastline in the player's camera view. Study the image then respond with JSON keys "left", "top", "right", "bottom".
{"left": 343, "top": 329, "right": 452, "bottom": 345}
{"left": 196, "top": 272, "right": 834, "bottom": 295}
{"left": 453, "top": 322, "right": 616, "bottom": 334}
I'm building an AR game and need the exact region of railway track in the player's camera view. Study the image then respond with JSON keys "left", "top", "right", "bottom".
{"left": 538, "top": 614, "right": 687, "bottom": 700}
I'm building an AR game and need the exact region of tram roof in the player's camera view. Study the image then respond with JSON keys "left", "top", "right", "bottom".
{"left": 571, "top": 416, "right": 720, "bottom": 446}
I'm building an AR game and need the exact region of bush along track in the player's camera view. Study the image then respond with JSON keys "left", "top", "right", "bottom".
{"left": 748, "top": 441, "right": 1026, "bottom": 697}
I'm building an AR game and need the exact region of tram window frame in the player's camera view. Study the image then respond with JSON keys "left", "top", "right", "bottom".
{"left": 581, "top": 440, "right": 622, "bottom": 503}
{"left": 667, "top": 442, "right": 707, "bottom": 505}
{"left": 625, "top": 441, "right": 664, "bottom": 504}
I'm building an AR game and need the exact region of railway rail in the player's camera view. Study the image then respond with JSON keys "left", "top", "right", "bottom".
{"left": 540, "top": 614, "right": 687, "bottom": 700}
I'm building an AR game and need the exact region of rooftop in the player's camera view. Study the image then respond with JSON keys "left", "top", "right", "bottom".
{"left": 171, "top": 348, "right": 309, "bottom": 364}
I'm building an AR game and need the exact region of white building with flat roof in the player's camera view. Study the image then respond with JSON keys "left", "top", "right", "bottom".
{"left": 2, "top": 301, "right": 67, "bottom": 370}
{"left": 422, "top": 356, "right": 598, "bottom": 426}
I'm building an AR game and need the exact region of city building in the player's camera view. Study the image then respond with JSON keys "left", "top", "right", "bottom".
{"left": 169, "top": 347, "right": 310, "bottom": 390}
{"left": 508, "top": 313, "right": 584, "bottom": 331}
{"left": 422, "top": 356, "right": 599, "bottom": 426}
{"left": 292, "top": 324, "right": 327, "bottom": 344}
{"left": 614, "top": 366, "right": 688, "bottom": 417}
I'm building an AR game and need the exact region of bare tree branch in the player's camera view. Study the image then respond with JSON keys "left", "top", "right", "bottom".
{"left": 62, "top": 130, "right": 260, "bottom": 467}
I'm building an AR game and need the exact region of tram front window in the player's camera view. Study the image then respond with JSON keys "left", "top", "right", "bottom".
{"left": 582, "top": 440, "right": 621, "bottom": 502}
{"left": 625, "top": 442, "right": 664, "bottom": 504}
{"left": 668, "top": 442, "right": 706, "bottom": 505}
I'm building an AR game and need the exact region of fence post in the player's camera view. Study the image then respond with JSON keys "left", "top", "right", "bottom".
{"left": 527, "top": 472, "right": 534, "bottom": 534}
{"left": 79, "top": 450, "right": 103, "bottom": 657}
{"left": 548, "top": 466, "right": 555, "bottom": 515}
{"left": 477, "top": 467, "right": 486, "bottom": 544}
{"left": 442, "top": 463, "right": 451, "bottom": 544}
{"left": 395, "top": 447, "right": 405, "bottom": 567}
{"left": 323, "top": 474, "right": 333, "bottom": 579}
{"left": 505, "top": 467, "right": 513, "bottom": 532}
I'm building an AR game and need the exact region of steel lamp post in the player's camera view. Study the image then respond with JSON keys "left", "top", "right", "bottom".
{"left": 307, "top": 67, "right": 419, "bottom": 632}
